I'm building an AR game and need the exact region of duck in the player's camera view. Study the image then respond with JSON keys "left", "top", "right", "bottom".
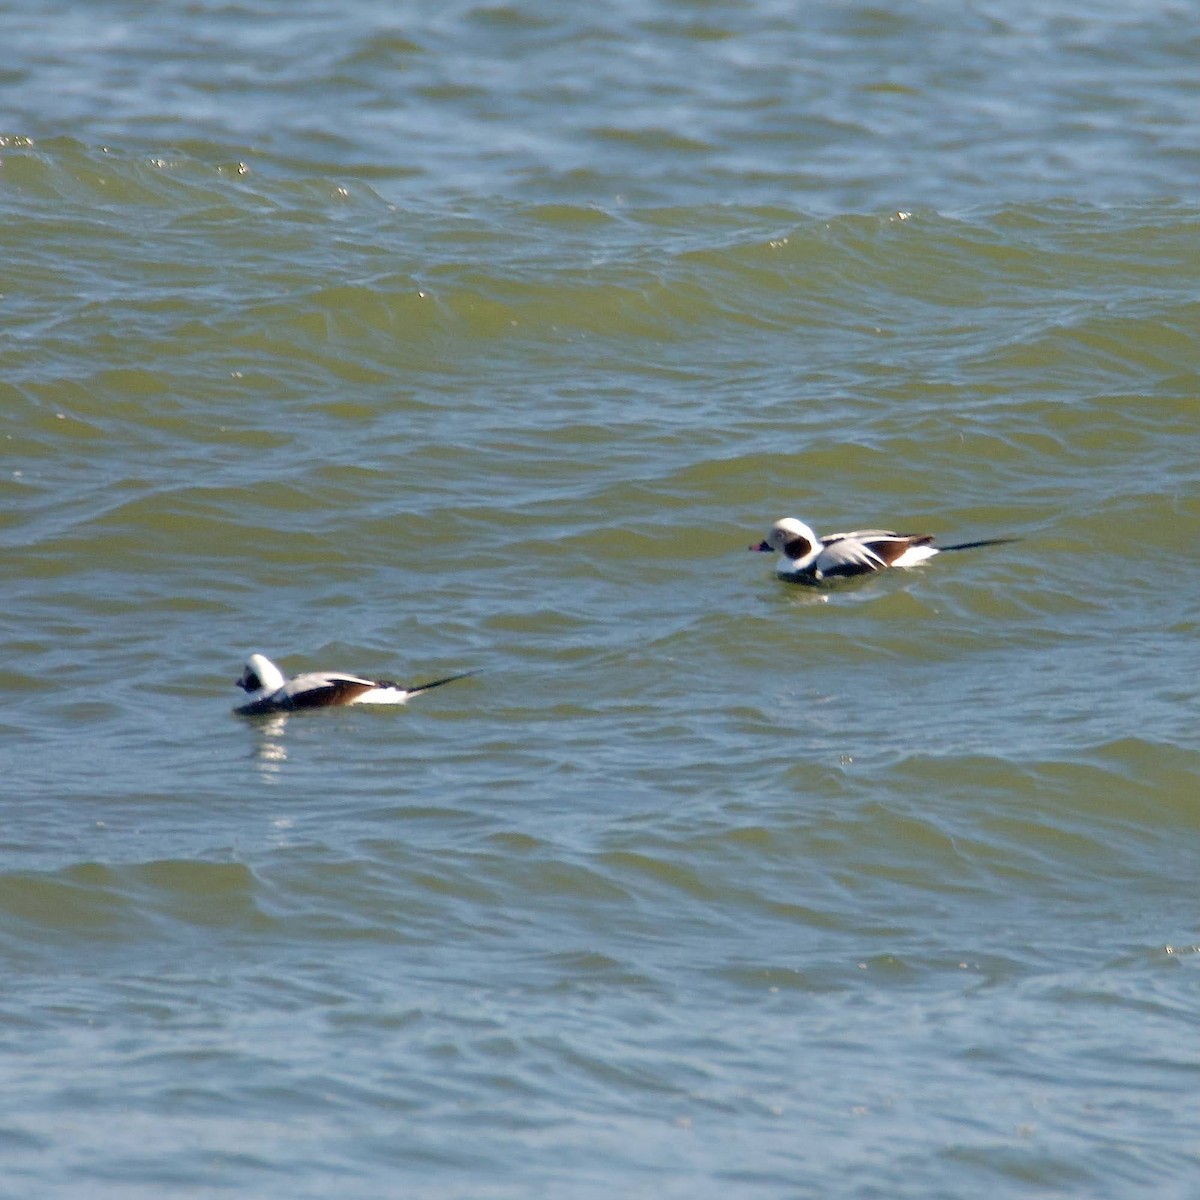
{"left": 750, "top": 517, "right": 1017, "bottom": 584}
{"left": 234, "top": 652, "right": 476, "bottom": 716}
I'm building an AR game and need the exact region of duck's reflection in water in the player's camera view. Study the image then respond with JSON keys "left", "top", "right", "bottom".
{"left": 249, "top": 713, "right": 289, "bottom": 780}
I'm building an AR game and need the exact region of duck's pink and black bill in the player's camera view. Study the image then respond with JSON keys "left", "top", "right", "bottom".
{"left": 750, "top": 540, "right": 773, "bottom": 552}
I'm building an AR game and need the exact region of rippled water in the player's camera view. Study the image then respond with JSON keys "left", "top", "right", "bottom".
{"left": 3, "top": 2, "right": 1200, "bottom": 1197}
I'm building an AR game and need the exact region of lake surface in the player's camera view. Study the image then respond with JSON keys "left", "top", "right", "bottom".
{"left": 3, "top": 2, "right": 1199, "bottom": 1196}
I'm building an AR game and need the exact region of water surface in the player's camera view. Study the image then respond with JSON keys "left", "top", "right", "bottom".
{"left": 3, "top": 2, "right": 1200, "bottom": 1197}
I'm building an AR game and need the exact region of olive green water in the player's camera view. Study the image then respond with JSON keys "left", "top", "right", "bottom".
{"left": 3, "top": 3, "right": 1200, "bottom": 1197}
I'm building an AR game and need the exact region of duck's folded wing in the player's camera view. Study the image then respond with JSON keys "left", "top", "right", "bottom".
{"left": 827, "top": 529, "right": 904, "bottom": 542}
{"left": 816, "top": 531, "right": 927, "bottom": 576}
{"left": 814, "top": 534, "right": 893, "bottom": 576}
{"left": 280, "top": 672, "right": 379, "bottom": 709}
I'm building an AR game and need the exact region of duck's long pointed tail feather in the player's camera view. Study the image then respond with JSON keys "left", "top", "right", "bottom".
{"left": 939, "top": 537, "right": 1020, "bottom": 553}
{"left": 406, "top": 669, "right": 480, "bottom": 696}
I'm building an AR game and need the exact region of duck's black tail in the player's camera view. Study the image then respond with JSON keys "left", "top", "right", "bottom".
{"left": 939, "top": 537, "right": 1020, "bottom": 553}
{"left": 406, "top": 669, "right": 480, "bottom": 697}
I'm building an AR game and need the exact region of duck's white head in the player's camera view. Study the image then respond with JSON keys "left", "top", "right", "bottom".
{"left": 751, "top": 518, "right": 820, "bottom": 564}
{"left": 236, "top": 653, "right": 286, "bottom": 697}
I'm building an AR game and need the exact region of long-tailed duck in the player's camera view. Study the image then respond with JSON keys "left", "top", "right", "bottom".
{"left": 234, "top": 652, "right": 477, "bottom": 716}
{"left": 751, "top": 517, "right": 1017, "bottom": 584}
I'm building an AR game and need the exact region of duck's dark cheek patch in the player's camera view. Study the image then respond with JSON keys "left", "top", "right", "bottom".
{"left": 783, "top": 536, "right": 812, "bottom": 558}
